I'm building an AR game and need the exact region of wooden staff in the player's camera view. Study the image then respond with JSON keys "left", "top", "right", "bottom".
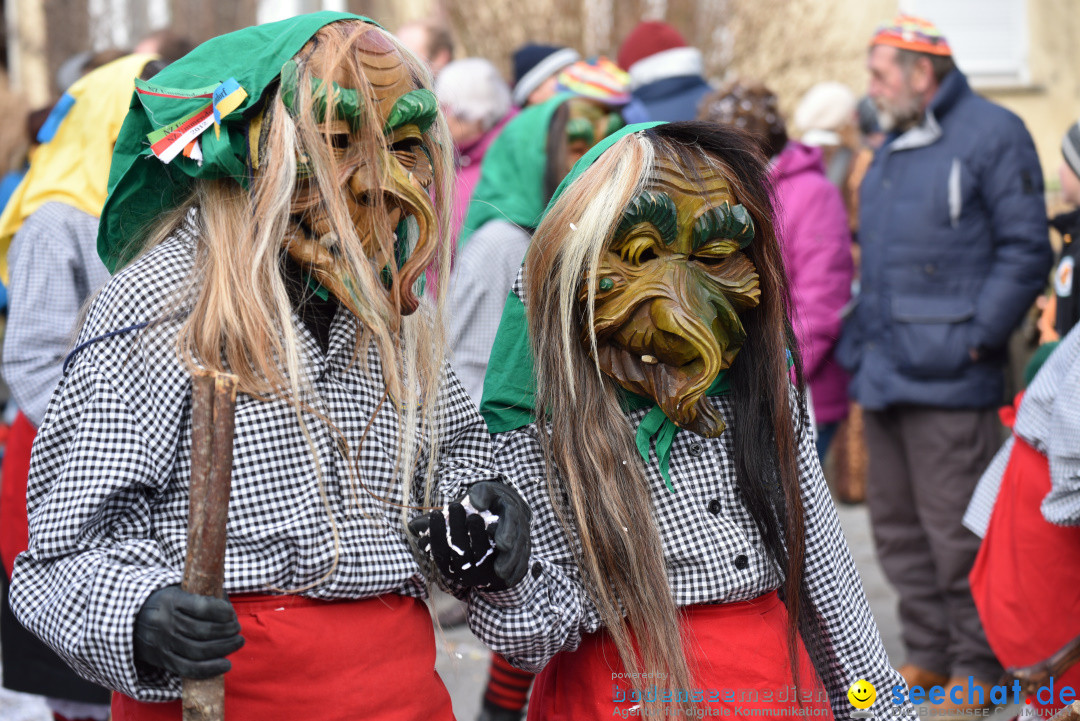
{"left": 1003, "top": 633, "right": 1080, "bottom": 698}
{"left": 181, "top": 371, "right": 239, "bottom": 721}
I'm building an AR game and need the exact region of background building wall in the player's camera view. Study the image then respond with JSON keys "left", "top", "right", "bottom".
{"left": 981, "top": 0, "right": 1080, "bottom": 183}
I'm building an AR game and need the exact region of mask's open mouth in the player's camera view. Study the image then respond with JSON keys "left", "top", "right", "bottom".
{"left": 593, "top": 298, "right": 728, "bottom": 437}
{"left": 287, "top": 162, "right": 435, "bottom": 316}
{"left": 290, "top": 204, "right": 420, "bottom": 278}
{"left": 598, "top": 344, "right": 714, "bottom": 426}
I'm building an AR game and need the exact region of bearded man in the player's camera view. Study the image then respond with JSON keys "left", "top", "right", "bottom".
{"left": 837, "top": 14, "right": 1051, "bottom": 714}
{"left": 9, "top": 13, "right": 530, "bottom": 721}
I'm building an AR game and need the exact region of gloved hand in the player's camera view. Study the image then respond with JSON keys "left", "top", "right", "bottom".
{"left": 133, "top": 585, "right": 244, "bottom": 678}
{"left": 410, "top": 481, "right": 532, "bottom": 591}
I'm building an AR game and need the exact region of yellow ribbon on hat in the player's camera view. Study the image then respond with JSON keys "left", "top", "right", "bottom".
{"left": 0, "top": 53, "right": 157, "bottom": 283}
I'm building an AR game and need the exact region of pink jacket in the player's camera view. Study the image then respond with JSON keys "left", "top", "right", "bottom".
{"left": 451, "top": 110, "right": 518, "bottom": 239}
{"left": 426, "top": 110, "right": 517, "bottom": 295}
{"left": 771, "top": 142, "right": 854, "bottom": 424}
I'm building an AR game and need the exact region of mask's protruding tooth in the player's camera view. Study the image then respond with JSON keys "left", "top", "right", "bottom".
{"left": 641, "top": 354, "right": 659, "bottom": 365}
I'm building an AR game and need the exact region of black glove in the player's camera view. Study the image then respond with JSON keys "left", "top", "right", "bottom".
{"left": 133, "top": 585, "right": 244, "bottom": 678}
{"left": 410, "top": 481, "right": 532, "bottom": 591}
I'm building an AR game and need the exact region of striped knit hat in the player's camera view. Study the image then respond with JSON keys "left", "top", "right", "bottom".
{"left": 871, "top": 14, "right": 952, "bottom": 57}
{"left": 556, "top": 57, "right": 630, "bottom": 106}
{"left": 1063, "top": 119, "right": 1080, "bottom": 180}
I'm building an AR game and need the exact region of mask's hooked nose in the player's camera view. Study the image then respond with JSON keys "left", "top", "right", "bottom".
{"left": 383, "top": 156, "right": 436, "bottom": 316}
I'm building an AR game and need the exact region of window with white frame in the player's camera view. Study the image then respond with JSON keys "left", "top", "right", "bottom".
{"left": 902, "top": 0, "right": 1029, "bottom": 88}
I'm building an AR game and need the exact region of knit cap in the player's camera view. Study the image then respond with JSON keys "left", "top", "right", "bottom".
{"left": 616, "top": 21, "right": 687, "bottom": 71}
{"left": 792, "top": 81, "right": 856, "bottom": 147}
{"left": 871, "top": 14, "right": 952, "bottom": 56}
{"left": 512, "top": 44, "right": 580, "bottom": 106}
{"left": 556, "top": 57, "right": 630, "bottom": 106}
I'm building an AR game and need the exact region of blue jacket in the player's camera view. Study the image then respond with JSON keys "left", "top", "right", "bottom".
{"left": 632, "top": 75, "right": 712, "bottom": 122}
{"left": 838, "top": 70, "right": 1051, "bottom": 410}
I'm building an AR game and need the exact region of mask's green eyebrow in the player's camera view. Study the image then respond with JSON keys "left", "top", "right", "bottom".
{"left": 280, "top": 59, "right": 363, "bottom": 132}
{"left": 692, "top": 201, "right": 755, "bottom": 250}
{"left": 384, "top": 89, "right": 438, "bottom": 135}
{"left": 615, "top": 190, "right": 677, "bottom": 246}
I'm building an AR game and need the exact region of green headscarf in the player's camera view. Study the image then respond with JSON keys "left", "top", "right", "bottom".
{"left": 457, "top": 93, "right": 575, "bottom": 248}
{"left": 98, "top": 11, "right": 375, "bottom": 273}
{"left": 476, "top": 121, "right": 739, "bottom": 490}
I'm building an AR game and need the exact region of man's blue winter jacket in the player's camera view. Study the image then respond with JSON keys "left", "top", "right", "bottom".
{"left": 838, "top": 70, "right": 1051, "bottom": 410}
{"left": 632, "top": 75, "right": 712, "bottom": 122}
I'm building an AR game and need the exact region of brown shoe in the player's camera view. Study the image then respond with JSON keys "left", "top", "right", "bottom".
{"left": 931, "top": 678, "right": 998, "bottom": 719}
{"left": 898, "top": 663, "right": 949, "bottom": 690}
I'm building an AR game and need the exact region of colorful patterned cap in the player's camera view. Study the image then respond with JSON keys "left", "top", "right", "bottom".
{"left": 556, "top": 57, "right": 631, "bottom": 106}
{"left": 871, "top": 14, "right": 952, "bottom": 57}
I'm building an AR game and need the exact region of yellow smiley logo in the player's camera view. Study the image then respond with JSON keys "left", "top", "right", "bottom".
{"left": 847, "top": 679, "right": 876, "bottom": 709}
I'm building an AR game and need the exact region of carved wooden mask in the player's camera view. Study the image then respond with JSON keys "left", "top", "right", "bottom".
{"left": 264, "top": 25, "right": 439, "bottom": 317}
{"left": 580, "top": 154, "right": 761, "bottom": 436}
{"left": 564, "top": 97, "right": 624, "bottom": 175}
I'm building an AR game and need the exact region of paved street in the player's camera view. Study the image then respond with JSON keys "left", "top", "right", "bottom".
{"left": 0, "top": 687, "right": 47, "bottom": 721}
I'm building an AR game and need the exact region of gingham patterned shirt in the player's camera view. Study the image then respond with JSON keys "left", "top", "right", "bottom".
{"left": 447, "top": 220, "right": 532, "bottom": 403}
{"left": 10, "top": 218, "right": 500, "bottom": 701}
{"left": 466, "top": 272, "right": 913, "bottom": 721}
{"left": 2, "top": 202, "right": 112, "bottom": 426}
{"left": 965, "top": 325, "right": 1080, "bottom": 536}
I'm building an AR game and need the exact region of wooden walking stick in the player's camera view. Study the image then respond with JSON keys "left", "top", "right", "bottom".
{"left": 181, "top": 371, "right": 239, "bottom": 721}
{"left": 1002, "top": 632, "right": 1080, "bottom": 698}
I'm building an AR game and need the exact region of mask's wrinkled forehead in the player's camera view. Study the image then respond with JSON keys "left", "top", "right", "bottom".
{"left": 647, "top": 154, "right": 737, "bottom": 211}
{"left": 619, "top": 154, "right": 748, "bottom": 255}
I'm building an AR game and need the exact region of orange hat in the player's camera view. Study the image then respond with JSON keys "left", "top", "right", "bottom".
{"left": 871, "top": 14, "right": 952, "bottom": 57}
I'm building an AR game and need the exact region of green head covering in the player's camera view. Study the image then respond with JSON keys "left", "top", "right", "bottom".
{"left": 98, "top": 11, "right": 375, "bottom": 272}
{"left": 457, "top": 93, "right": 575, "bottom": 248}
{"left": 1024, "top": 341, "right": 1059, "bottom": 387}
{"left": 476, "top": 121, "right": 735, "bottom": 490}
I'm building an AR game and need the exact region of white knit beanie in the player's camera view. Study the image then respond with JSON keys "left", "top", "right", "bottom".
{"left": 793, "top": 82, "right": 858, "bottom": 146}
{"left": 434, "top": 58, "right": 512, "bottom": 132}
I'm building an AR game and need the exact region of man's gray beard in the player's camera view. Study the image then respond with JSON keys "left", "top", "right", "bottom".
{"left": 876, "top": 102, "right": 922, "bottom": 134}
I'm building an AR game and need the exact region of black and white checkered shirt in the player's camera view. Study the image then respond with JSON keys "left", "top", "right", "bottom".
{"left": 2, "top": 202, "right": 112, "bottom": 426}
{"left": 465, "top": 273, "right": 913, "bottom": 720}
{"left": 9, "top": 218, "right": 500, "bottom": 701}
{"left": 965, "top": 325, "right": 1080, "bottom": 536}
{"left": 447, "top": 220, "right": 532, "bottom": 403}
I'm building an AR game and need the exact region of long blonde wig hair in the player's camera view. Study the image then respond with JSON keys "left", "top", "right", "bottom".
{"left": 136, "top": 21, "right": 455, "bottom": 547}
{"left": 526, "top": 122, "right": 816, "bottom": 712}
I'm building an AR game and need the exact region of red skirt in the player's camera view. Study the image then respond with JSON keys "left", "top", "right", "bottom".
{"left": 112, "top": 593, "right": 455, "bottom": 721}
{"left": 970, "top": 434, "right": 1080, "bottom": 715}
{"left": 0, "top": 411, "right": 35, "bottom": 579}
{"left": 528, "top": 591, "right": 835, "bottom": 720}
